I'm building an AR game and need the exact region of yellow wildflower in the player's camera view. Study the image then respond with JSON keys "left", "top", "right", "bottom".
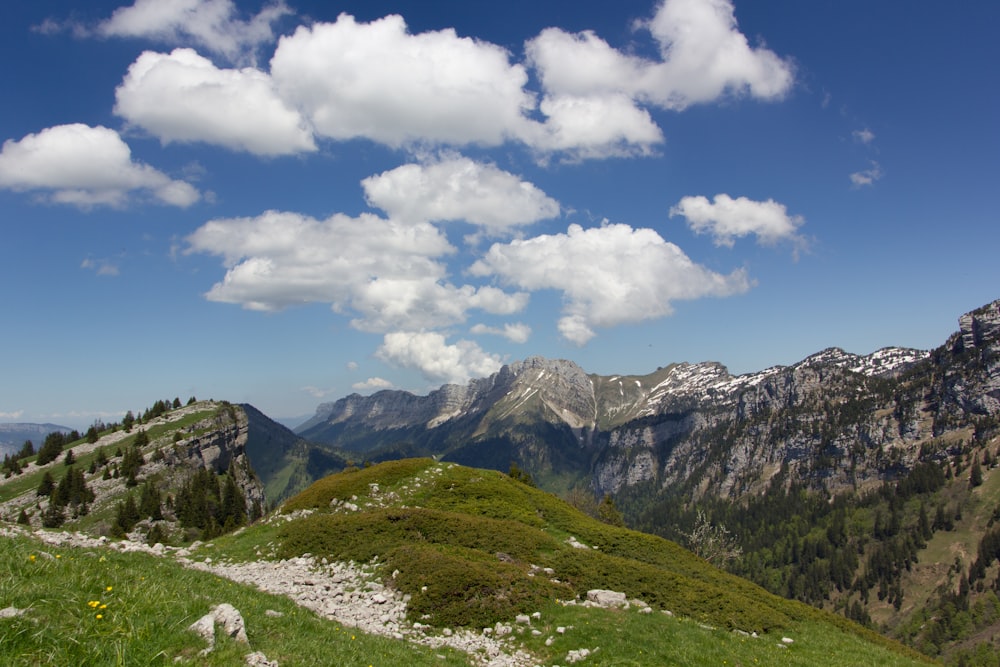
{"left": 28, "top": 555, "right": 36, "bottom": 562}
{"left": 96, "top": 614, "right": 103, "bottom": 620}
{"left": 105, "top": 586, "right": 113, "bottom": 592}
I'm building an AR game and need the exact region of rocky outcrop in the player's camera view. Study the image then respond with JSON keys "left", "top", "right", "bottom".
{"left": 297, "top": 300, "right": 999, "bottom": 506}
{"left": 155, "top": 405, "right": 266, "bottom": 521}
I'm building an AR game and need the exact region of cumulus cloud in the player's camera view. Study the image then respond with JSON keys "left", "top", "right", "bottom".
{"left": 270, "top": 13, "right": 534, "bottom": 148}
{"left": 470, "top": 322, "right": 532, "bottom": 343}
{"left": 471, "top": 222, "right": 750, "bottom": 345}
{"left": 852, "top": 128, "right": 875, "bottom": 144}
{"left": 115, "top": 48, "right": 315, "bottom": 156}
{"left": 528, "top": 94, "right": 664, "bottom": 160}
{"left": 376, "top": 331, "right": 503, "bottom": 385}
{"left": 0, "top": 123, "right": 199, "bottom": 208}
{"left": 361, "top": 156, "right": 559, "bottom": 232}
{"left": 850, "top": 161, "right": 883, "bottom": 187}
{"left": 97, "top": 0, "right": 291, "bottom": 64}
{"left": 36, "top": 0, "right": 793, "bottom": 162}
{"left": 185, "top": 210, "right": 527, "bottom": 331}
{"left": 351, "top": 377, "right": 394, "bottom": 392}
{"left": 527, "top": 0, "right": 793, "bottom": 111}
{"left": 0, "top": 410, "right": 24, "bottom": 420}
{"left": 669, "top": 194, "right": 805, "bottom": 248}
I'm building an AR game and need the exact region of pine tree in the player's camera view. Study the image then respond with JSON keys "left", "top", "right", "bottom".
{"left": 122, "top": 410, "right": 135, "bottom": 432}
{"left": 41, "top": 502, "right": 65, "bottom": 528}
{"left": 63, "top": 449, "right": 75, "bottom": 466}
{"left": 16, "top": 440, "right": 34, "bottom": 460}
{"left": 220, "top": 474, "right": 246, "bottom": 527}
{"left": 35, "top": 432, "right": 66, "bottom": 466}
{"left": 970, "top": 459, "right": 984, "bottom": 487}
{"left": 113, "top": 493, "right": 141, "bottom": 536}
{"left": 139, "top": 482, "right": 163, "bottom": 521}
{"left": 36, "top": 471, "right": 55, "bottom": 497}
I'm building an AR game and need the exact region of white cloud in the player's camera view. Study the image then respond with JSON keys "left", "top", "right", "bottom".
{"left": 270, "top": 13, "right": 534, "bottom": 148}
{"left": 852, "top": 128, "right": 875, "bottom": 144}
{"left": 470, "top": 222, "right": 750, "bottom": 345}
{"left": 362, "top": 156, "right": 560, "bottom": 232}
{"left": 351, "top": 377, "right": 394, "bottom": 392}
{"left": 301, "top": 385, "right": 334, "bottom": 399}
{"left": 98, "top": 0, "right": 291, "bottom": 64}
{"left": 185, "top": 210, "right": 527, "bottom": 331}
{"left": 0, "top": 123, "right": 199, "bottom": 208}
{"left": 528, "top": 94, "right": 664, "bottom": 160}
{"left": 81, "top": 258, "right": 120, "bottom": 276}
{"left": 115, "top": 48, "right": 315, "bottom": 156}
{"left": 0, "top": 410, "right": 24, "bottom": 420}
{"left": 850, "top": 161, "right": 883, "bottom": 187}
{"left": 470, "top": 322, "right": 532, "bottom": 343}
{"left": 376, "top": 331, "right": 503, "bottom": 385}
{"left": 36, "top": 0, "right": 793, "bottom": 163}
{"left": 640, "top": 0, "right": 794, "bottom": 107}
{"left": 527, "top": 0, "right": 794, "bottom": 111}
{"left": 348, "top": 278, "right": 527, "bottom": 333}
{"left": 669, "top": 194, "right": 805, "bottom": 248}
{"left": 345, "top": 361, "right": 359, "bottom": 371}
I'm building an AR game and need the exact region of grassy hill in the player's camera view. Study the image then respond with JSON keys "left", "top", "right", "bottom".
{"left": 1, "top": 457, "right": 934, "bottom": 665}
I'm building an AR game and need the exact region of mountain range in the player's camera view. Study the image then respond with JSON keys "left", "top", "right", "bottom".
{"left": 288, "top": 297, "right": 1000, "bottom": 663}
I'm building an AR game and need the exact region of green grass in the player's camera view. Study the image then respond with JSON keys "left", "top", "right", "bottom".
{"left": 518, "top": 602, "right": 930, "bottom": 667}
{"left": 0, "top": 531, "right": 469, "bottom": 666}
{"left": 0, "top": 454, "right": 941, "bottom": 667}
{"left": 273, "top": 459, "right": 935, "bottom": 663}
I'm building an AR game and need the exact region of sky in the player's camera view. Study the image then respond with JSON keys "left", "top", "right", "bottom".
{"left": 1, "top": 0, "right": 998, "bottom": 430}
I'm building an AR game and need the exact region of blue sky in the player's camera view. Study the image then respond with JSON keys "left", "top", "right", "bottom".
{"left": 1, "top": 0, "right": 997, "bottom": 430}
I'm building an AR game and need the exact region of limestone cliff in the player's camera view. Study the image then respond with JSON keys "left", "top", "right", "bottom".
{"left": 297, "top": 300, "right": 1000, "bottom": 505}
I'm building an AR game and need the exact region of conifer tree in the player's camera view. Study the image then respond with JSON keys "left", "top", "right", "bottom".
{"left": 35, "top": 432, "right": 65, "bottom": 466}
{"left": 16, "top": 440, "right": 34, "bottom": 459}
{"left": 970, "top": 459, "right": 984, "bottom": 487}
{"left": 113, "top": 493, "right": 141, "bottom": 536}
{"left": 139, "top": 481, "right": 163, "bottom": 521}
{"left": 36, "top": 471, "right": 55, "bottom": 497}
{"left": 41, "top": 501, "right": 65, "bottom": 528}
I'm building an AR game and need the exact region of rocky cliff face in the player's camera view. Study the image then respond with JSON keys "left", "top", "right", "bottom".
{"left": 162, "top": 404, "right": 266, "bottom": 517}
{"left": 297, "top": 300, "right": 999, "bottom": 504}
{"left": 592, "top": 301, "right": 999, "bottom": 501}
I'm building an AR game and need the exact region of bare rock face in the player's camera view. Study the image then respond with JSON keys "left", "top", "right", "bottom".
{"left": 296, "top": 299, "right": 1000, "bottom": 506}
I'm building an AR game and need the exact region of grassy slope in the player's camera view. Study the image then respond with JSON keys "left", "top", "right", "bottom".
{"left": 0, "top": 457, "right": 937, "bottom": 666}
{"left": 271, "top": 458, "right": 933, "bottom": 665}
{"left": 0, "top": 530, "right": 468, "bottom": 666}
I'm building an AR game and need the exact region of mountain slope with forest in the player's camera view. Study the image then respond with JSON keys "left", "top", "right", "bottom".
{"left": 293, "top": 298, "right": 1000, "bottom": 664}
